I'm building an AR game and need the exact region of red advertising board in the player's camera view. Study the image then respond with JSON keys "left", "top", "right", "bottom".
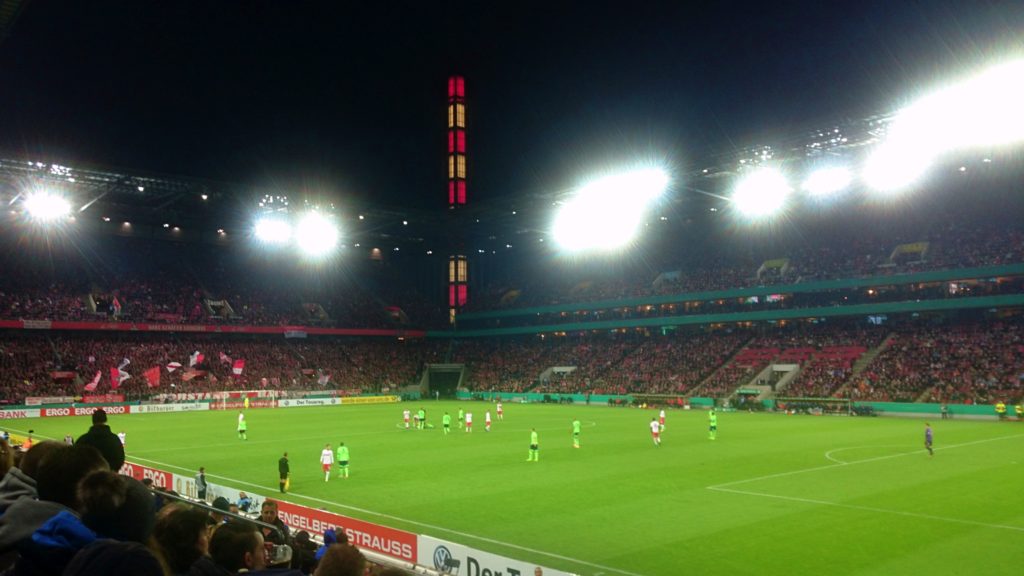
{"left": 119, "top": 461, "right": 173, "bottom": 490}
{"left": 82, "top": 394, "right": 126, "bottom": 403}
{"left": 275, "top": 500, "right": 417, "bottom": 562}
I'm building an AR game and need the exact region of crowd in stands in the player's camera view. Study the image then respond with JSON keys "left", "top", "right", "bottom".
{"left": 854, "top": 320, "right": 1024, "bottom": 403}
{"left": 0, "top": 336, "right": 444, "bottom": 403}
{"left": 466, "top": 212, "right": 1024, "bottom": 313}
{"left": 0, "top": 410, "right": 396, "bottom": 575}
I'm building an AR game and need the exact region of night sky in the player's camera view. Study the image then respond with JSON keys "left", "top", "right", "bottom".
{"left": 0, "top": 0, "right": 1020, "bottom": 211}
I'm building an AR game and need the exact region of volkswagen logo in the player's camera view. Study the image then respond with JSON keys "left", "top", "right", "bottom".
{"left": 433, "top": 546, "right": 453, "bottom": 571}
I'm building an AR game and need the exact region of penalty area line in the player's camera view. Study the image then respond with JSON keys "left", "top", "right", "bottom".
{"left": 128, "top": 454, "right": 647, "bottom": 576}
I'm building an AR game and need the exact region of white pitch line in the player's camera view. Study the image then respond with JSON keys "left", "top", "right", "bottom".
{"left": 709, "top": 433, "right": 1024, "bottom": 490}
{"left": 823, "top": 444, "right": 909, "bottom": 465}
{"left": 708, "top": 486, "right": 1024, "bottom": 533}
{"left": 128, "top": 453, "right": 646, "bottom": 576}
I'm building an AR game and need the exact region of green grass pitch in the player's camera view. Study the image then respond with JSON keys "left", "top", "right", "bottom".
{"left": 6, "top": 402, "right": 1023, "bottom": 576}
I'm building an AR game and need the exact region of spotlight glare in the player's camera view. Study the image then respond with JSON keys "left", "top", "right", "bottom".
{"left": 295, "top": 211, "right": 339, "bottom": 257}
{"left": 802, "top": 166, "right": 852, "bottom": 197}
{"left": 863, "top": 143, "right": 932, "bottom": 192}
{"left": 254, "top": 218, "right": 292, "bottom": 245}
{"left": 731, "top": 168, "right": 791, "bottom": 217}
{"left": 24, "top": 192, "right": 71, "bottom": 222}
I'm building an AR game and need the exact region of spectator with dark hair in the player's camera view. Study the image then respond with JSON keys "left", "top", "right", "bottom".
{"left": 290, "top": 531, "right": 317, "bottom": 575}
{"left": 0, "top": 445, "right": 108, "bottom": 575}
{"left": 206, "top": 521, "right": 301, "bottom": 575}
{"left": 62, "top": 540, "right": 168, "bottom": 576}
{"left": 76, "top": 470, "right": 156, "bottom": 543}
{"left": 75, "top": 409, "right": 125, "bottom": 471}
{"left": 313, "top": 544, "right": 365, "bottom": 576}
{"left": 0, "top": 439, "right": 61, "bottom": 514}
{"left": 152, "top": 505, "right": 212, "bottom": 575}
{"left": 259, "top": 500, "right": 290, "bottom": 546}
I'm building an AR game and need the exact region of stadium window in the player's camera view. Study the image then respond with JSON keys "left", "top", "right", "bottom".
{"left": 448, "top": 155, "right": 455, "bottom": 179}
{"left": 457, "top": 285, "right": 468, "bottom": 306}
{"left": 456, "top": 130, "right": 465, "bottom": 153}
{"left": 448, "top": 131, "right": 455, "bottom": 153}
{"left": 457, "top": 155, "right": 466, "bottom": 179}
{"left": 449, "top": 285, "right": 456, "bottom": 307}
{"left": 456, "top": 103, "right": 465, "bottom": 128}
{"left": 457, "top": 181, "right": 466, "bottom": 204}
{"left": 449, "top": 308, "right": 456, "bottom": 325}
{"left": 457, "top": 256, "right": 467, "bottom": 282}
{"left": 448, "top": 105, "right": 454, "bottom": 128}
{"left": 448, "top": 257, "right": 456, "bottom": 282}
{"left": 448, "top": 181, "right": 456, "bottom": 205}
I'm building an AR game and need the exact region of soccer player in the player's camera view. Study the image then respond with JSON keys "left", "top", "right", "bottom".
{"left": 278, "top": 452, "right": 290, "bottom": 493}
{"left": 244, "top": 396, "right": 250, "bottom": 410}
{"left": 117, "top": 431, "right": 126, "bottom": 447}
{"left": 442, "top": 412, "right": 452, "bottom": 435}
{"left": 485, "top": 411, "right": 492, "bottom": 432}
{"left": 708, "top": 408, "right": 717, "bottom": 440}
{"left": 527, "top": 428, "right": 539, "bottom": 461}
{"left": 63, "top": 433, "right": 74, "bottom": 445}
{"left": 417, "top": 408, "right": 426, "bottom": 430}
{"left": 465, "top": 411, "right": 473, "bottom": 432}
{"left": 458, "top": 407, "right": 465, "bottom": 429}
{"left": 659, "top": 409, "right": 666, "bottom": 431}
{"left": 496, "top": 402, "right": 504, "bottom": 420}
{"left": 924, "top": 423, "right": 934, "bottom": 457}
{"left": 403, "top": 409, "right": 411, "bottom": 430}
{"left": 238, "top": 412, "right": 247, "bottom": 440}
{"left": 320, "top": 444, "right": 334, "bottom": 482}
{"left": 650, "top": 418, "right": 661, "bottom": 446}
{"left": 336, "top": 442, "right": 350, "bottom": 479}
{"left": 572, "top": 418, "right": 581, "bottom": 448}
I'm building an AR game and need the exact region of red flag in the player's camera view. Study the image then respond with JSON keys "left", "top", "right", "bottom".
{"left": 84, "top": 371, "right": 102, "bottom": 392}
{"left": 232, "top": 359, "right": 245, "bottom": 376}
{"left": 144, "top": 366, "right": 161, "bottom": 388}
{"left": 110, "top": 367, "right": 130, "bottom": 390}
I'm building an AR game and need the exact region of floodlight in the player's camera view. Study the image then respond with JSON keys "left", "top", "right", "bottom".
{"left": 863, "top": 143, "right": 932, "bottom": 192}
{"left": 577, "top": 168, "right": 670, "bottom": 203}
{"left": 551, "top": 167, "right": 669, "bottom": 253}
{"left": 295, "top": 211, "right": 338, "bottom": 256}
{"left": 552, "top": 192, "right": 644, "bottom": 252}
{"left": 802, "top": 166, "right": 852, "bottom": 197}
{"left": 254, "top": 218, "right": 292, "bottom": 244}
{"left": 731, "top": 168, "right": 791, "bottom": 217}
{"left": 24, "top": 192, "right": 71, "bottom": 222}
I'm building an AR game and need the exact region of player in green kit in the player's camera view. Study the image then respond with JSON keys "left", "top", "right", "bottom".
{"left": 237, "top": 412, "right": 247, "bottom": 440}
{"left": 442, "top": 412, "right": 452, "bottom": 435}
{"left": 458, "top": 408, "right": 464, "bottom": 429}
{"left": 708, "top": 408, "right": 717, "bottom": 440}
{"left": 417, "top": 408, "right": 426, "bottom": 430}
{"left": 572, "top": 419, "right": 581, "bottom": 448}
{"left": 336, "top": 442, "right": 350, "bottom": 478}
{"left": 527, "top": 428, "right": 539, "bottom": 461}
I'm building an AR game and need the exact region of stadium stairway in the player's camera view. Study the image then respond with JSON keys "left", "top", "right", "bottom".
{"left": 833, "top": 332, "right": 896, "bottom": 398}
{"left": 688, "top": 334, "right": 755, "bottom": 396}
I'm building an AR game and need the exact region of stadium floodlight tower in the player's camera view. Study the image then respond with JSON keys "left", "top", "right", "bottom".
{"left": 23, "top": 191, "right": 71, "bottom": 222}
{"left": 295, "top": 211, "right": 339, "bottom": 258}
{"left": 552, "top": 167, "right": 669, "bottom": 253}
{"left": 731, "top": 167, "right": 791, "bottom": 218}
{"left": 865, "top": 58, "right": 1024, "bottom": 193}
{"left": 254, "top": 218, "right": 292, "bottom": 245}
{"left": 802, "top": 166, "right": 853, "bottom": 198}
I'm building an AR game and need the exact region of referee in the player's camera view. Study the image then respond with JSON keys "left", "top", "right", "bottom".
{"left": 278, "top": 452, "right": 290, "bottom": 493}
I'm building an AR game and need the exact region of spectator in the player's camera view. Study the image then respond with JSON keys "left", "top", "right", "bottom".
{"left": 314, "top": 544, "right": 365, "bottom": 576}
{"left": 259, "top": 500, "right": 290, "bottom": 546}
{"left": 210, "top": 497, "right": 231, "bottom": 525}
{"left": 75, "top": 409, "right": 125, "bottom": 471}
{"left": 62, "top": 540, "right": 168, "bottom": 576}
{"left": 237, "top": 492, "right": 253, "bottom": 513}
{"left": 77, "top": 470, "right": 157, "bottom": 543}
{"left": 195, "top": 468, "right": 207, "bottom": 501}
{"left": 152, "top": 505, "right": 212, "bottom": 575}
{"left": 207, "top": 522, "right": 301, "bottom": 575}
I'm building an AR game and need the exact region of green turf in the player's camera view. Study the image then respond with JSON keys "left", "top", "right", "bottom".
{"left": 5, "top": 403, "right": 1024, "bottom": 576}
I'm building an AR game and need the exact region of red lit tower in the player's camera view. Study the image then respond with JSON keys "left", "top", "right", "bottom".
{"left": 447, "top": 76, "right": 468, "bottom": 324}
